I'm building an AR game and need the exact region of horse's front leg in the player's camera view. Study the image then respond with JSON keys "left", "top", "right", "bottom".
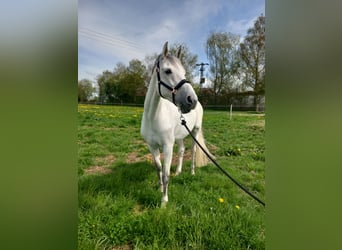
{"left": 161, "top": 143, "right": 173, "bottom": 207}
{"left": 175, "top": 139, "right": 185, "bottom": 176}
{"left": 148, "top": 145, "right": 163, "bottom": 192}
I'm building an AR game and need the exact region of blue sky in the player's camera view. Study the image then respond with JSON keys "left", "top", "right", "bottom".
{"left": 78, "top": 0, "right": 264, "bottom": 82}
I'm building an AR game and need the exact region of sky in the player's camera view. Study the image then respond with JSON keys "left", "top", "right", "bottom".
{"left": 78, "top": 0, "right": 264, "bottom": 83}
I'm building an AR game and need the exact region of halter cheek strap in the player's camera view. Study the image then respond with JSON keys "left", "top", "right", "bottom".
{"left": 156, "top": 60, "right": 190, "bottom": 104}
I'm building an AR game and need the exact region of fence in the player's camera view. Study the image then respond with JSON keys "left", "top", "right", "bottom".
{"left": 79, "top": 101, "right": 265, "bottom": 112}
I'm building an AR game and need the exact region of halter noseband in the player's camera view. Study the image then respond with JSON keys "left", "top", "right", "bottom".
{"left": 156, "top": 60, "right": 190, "bottom": 105}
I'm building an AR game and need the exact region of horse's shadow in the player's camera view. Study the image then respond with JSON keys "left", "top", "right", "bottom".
{"left": 79, "top": 161, "right": 160, "bottom": 207}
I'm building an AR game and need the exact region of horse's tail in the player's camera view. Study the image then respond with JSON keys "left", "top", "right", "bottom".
{"left": 195, "top": 128, "right": 214, "bottom": 167}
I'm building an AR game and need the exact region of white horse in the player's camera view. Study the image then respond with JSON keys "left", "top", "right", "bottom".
{"left": 141, "top": 42, "right": 211, "bottom": 206}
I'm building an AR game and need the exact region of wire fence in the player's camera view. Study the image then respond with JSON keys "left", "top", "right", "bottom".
{"left": 78, "top": 101, "right": 265, "bottom": 112}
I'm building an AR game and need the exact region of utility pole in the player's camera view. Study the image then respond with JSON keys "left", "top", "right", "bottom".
{"left": 196, "top": 62, "right": 209, "bottom": 87}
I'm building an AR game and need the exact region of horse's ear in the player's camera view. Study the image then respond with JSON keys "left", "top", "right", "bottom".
{"left": 176, "top": 46, "right": 182, "bottom": 59}
{"left": 162, "top": 41, "right": 168, "bottom": 57}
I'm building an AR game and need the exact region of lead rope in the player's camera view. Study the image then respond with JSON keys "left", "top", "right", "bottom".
{"left": 180, "top": 114, "right": 265, "bottom": 207}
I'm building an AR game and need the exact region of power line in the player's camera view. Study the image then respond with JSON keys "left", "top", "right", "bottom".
{"left": 79, "top": 31, "right": 132, "bottom": 50}
{"left": 78, "top": 27, "right": 144, "bottom": 51}
{"left": 79, "top": 30, "right": 141, "bottom": 51}
{"left": 80, "top": 27, "right": 143, "bottom": 48}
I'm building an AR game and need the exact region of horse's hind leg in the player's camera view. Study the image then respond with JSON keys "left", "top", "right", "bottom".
{"left": 148, "top": 145, "right": 163, "bottom": 192}
{"left": 190, "top": 128, "right": 199, "bottom": 175}
{"left": 175, "top": 139, "right": 185, "bottom": 176}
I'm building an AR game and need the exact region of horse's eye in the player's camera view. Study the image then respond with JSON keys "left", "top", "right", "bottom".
{"left": 165, "top": 69, "right": 172, "bottom": 74}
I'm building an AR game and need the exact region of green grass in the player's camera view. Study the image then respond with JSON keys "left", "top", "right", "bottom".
{"left": 78, "top": 104, "right": 265, "bottom": 249}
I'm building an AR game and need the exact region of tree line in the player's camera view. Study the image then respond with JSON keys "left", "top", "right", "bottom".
{"left": 78, "top": 15, "right": 265, "bottom": 110}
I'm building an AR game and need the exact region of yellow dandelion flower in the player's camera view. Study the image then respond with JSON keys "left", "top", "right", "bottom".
{"left": 218, "top": 198, "right": 224, "bottom": 203}
{"left": 235, "top": 205, "right": 240, "bottom": 209}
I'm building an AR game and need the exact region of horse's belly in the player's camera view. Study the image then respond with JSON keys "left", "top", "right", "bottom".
{"left": 141, "top": 119, "right": 174, "bottom": 147}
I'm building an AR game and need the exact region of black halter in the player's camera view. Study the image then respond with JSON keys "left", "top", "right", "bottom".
{"left": 156, "top": 60, "right": 190, "bottom": 105}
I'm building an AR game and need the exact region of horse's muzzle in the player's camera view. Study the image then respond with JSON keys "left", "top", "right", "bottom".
{"left": 180, "top": 96, "right": 197, "bottom": 113}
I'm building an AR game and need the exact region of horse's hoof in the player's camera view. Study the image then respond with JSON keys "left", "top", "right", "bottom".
{"left": 161, "top": 201, "right": 167, "bottom": 208}
{"left": 174, "top": 171, "right": 181, "bottom": 176}
{"left": 191, "top": 170, "right": 195, "bottom": 175}
{"left": 161, "top": 199, "right": 168, "bottom": 208}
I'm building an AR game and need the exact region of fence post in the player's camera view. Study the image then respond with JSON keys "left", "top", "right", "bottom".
{"left": 229, "top": 104, "right": 233, "bottom": 120}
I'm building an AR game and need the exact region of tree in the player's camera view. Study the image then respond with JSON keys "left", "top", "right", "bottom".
{"left": 124, "top": 59, "right": 148, "bottom": 102}
{"left": 206, "top": 32, "right": 240, "bottom": 104}
{"left": 97, "top": 70, "right": 116, "bottom": 103}
{"left": 78, "top": 78, "right": 95, "bottom": 102}
{"left": 97, "top": 60, "right": 147, "bottom": 104}
{"left": 239, "top": 15, "right": 265, "bottom": 111}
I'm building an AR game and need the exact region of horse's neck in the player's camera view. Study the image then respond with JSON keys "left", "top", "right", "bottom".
{"left": 143, "top": 74, "right": 162, "bottom": 120}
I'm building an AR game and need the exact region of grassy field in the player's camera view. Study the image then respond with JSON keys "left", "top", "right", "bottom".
{"left": 78, "top": 104, "right": 265, "bottom": 249}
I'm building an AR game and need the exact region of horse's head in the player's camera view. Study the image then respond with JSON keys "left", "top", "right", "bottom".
{"left": 154, "top": 42, "right": 198, "bottom": 113}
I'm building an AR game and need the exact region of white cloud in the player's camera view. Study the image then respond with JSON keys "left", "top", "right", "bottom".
{"left": 227, "top": 18, "right": 254, "bottom": 36}
{"left": 78, "top": 0, "right": 264, "bottom": 81}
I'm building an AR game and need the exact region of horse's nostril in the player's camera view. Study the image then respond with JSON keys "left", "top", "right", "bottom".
{"left": 187, "top": 96, "right": 193, "bottom": 104}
